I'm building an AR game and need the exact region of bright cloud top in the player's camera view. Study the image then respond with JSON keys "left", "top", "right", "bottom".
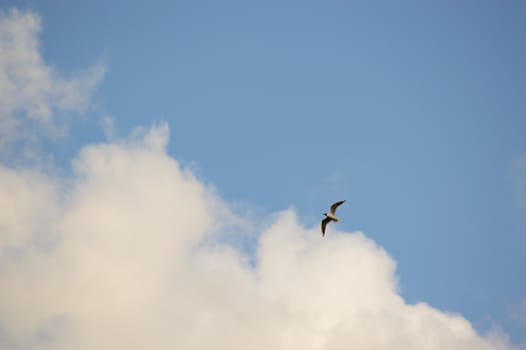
{"left": 0, "top": 123, "right": 513, "bottom": 350}
{"left": 0, "top": 8, "right": 105, "bottom": 150}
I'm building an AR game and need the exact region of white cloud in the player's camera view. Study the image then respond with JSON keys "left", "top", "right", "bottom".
{"left": 0, "top": 123, "right": 514, "bottom": 350}
{"left": 0, "top": 8, "right": 105, "bottom": 152}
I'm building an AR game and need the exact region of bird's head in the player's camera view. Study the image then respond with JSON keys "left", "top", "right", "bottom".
{"left": 323, "top": 213, "right": 328, "bottom": 217}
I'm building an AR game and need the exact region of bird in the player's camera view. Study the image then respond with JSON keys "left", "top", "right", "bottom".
{"left": 321, "top": 200, "right": 346, "bottom": 236}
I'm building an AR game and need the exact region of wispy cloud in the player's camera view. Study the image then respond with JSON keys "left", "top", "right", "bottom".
{"left": 99, "top": 114, "right": 116, "bottom": 141}
{"left": 0, "top": 8, "right": 105, "bottom": 155}
{"left": 0, "top": 123, "right": 513, "bottom": 350}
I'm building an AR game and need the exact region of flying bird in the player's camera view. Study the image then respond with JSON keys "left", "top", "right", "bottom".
{"left": 321, "top": 200, "right": 346, "bottom": 236}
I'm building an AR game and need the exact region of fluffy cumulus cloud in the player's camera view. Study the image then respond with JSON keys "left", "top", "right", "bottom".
{"left": 0, "top": 123, "right": 514, "bottom": 350}
{"left": 0, "top": 8, "right": 105, "bottom": 152}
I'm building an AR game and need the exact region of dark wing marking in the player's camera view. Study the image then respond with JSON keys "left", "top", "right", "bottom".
{"left": 330, "top": 200, "right": 346, "bottom": 214}
{"left": 321, "top": 217, "right": 332, "bottom": 236}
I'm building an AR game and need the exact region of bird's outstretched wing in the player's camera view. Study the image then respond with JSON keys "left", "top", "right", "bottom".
{"left": 321, "top": 217, "right": 332, "bottom": 236}
{"left": 330, "top": 200, "right": 346, "bottom": 214}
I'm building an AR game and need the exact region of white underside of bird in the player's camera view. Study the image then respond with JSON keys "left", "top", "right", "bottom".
{"left": 321, "top": 200, "right": 345, "bottom": 236}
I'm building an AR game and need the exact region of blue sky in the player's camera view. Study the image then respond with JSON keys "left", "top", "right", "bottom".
{"left": 1, "top": 0, "right": 526, "bottom": 346}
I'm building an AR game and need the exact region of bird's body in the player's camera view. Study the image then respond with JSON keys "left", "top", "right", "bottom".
{"left": 321, "top": 200, "right": 345, "bottom": 236}
{"left": 324, "top": 212, "right": 339, "bottom": 222}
